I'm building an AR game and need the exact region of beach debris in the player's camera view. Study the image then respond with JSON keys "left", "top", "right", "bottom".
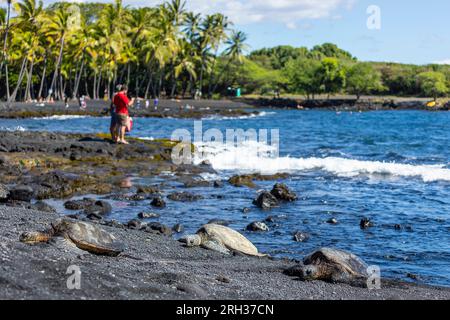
{"left": 20, "top": 219, "right": 124, "bottom": 256}
{"left": 180, "top": 224, "right": 266, "bottom": 257}
{"left": 284, "top": 248, "right": 369, "bottom": 286}
{"left": 253, "top": 191, "right": 279, "bottom": 210}
{"left": 246, "top": 221, "right": 269, "bottom": 232}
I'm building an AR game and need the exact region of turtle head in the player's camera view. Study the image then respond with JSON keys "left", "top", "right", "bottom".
{"left": 300, "top": 265, "right": 320, "bottom": 280}
{"left": 179, "top": 234, "right": 202, "bottom": 247}
{"left": 20, "top": 231, "right": 51, "bottom": 244}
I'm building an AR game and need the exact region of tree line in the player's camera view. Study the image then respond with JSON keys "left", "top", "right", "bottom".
{"left": 1, "top": 1, "right": 449, "bottom": 103}
{"left": 0, "top": 0, "right": 248, "bottom": 102}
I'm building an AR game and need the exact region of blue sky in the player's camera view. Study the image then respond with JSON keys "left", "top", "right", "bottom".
{"left": 25, "top": 1, "right": 450, "bottom": 65}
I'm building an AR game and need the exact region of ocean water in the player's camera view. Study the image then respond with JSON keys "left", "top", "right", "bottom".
{"left": 1, "top": 110, "right": 449, "bottom": 286}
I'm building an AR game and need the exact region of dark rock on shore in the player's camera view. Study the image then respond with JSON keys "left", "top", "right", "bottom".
{"left": 228, "top": 175, "right": 256, "bottom": 188}
{"left": 138, "top": 212, "right": 161, "bottom": 219}
{"left": 167, "top": 192, "right": 203, "bottom": 202}
{"left": 64, "top": 198, "right": 96, "bottom": 210}
{"left": 0, "top": 184, "right": 9, "bottom": 201}
{"left": 127, "top": 219, "right": 146, "bottom": 230}
{"left": 208, "top": 219, "right": 232, "bottom": 226}
{"left": 246, "top": 221, "right": 269, "bottom": 232}
{"left": 136, "top": 185, "right": 161, "bottom": 194}
{"left": 83, "top": 200, "right": 112, "bottom": 216}
{"left": 8, "top": 185, "right": 34, "bottom": 202}
{"left": 271, "top": 183, "right": 298, "bottom": 202}
{"left": 253, "top": 191, "right": 279, "bottom": 210}
{"left": 33, "top": 201, "right": 57, "bottom": 213}
{"left": 151, "top": 197, "right": 166, "bottom": 208}
{"left": 145, "top": 222, "right": 173, "bottom": 236}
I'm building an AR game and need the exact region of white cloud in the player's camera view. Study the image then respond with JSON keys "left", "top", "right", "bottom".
{"left": 434, "top": 59, "right": 450, "bottom": 65}
{"left": 56, "top": 0, "right": 356, "bottom": 27}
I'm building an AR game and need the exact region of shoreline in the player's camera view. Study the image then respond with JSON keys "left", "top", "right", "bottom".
{"left": 0, "top": 97, "right": 449, "bottom": 121}
{"left": 0, "top": 130, "right": 449, "bottom": 299}
{"left": 1, "top": 205, "right": 449, "bottom": 300}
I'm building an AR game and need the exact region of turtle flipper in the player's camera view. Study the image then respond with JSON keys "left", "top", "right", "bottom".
{"left": 51, "top": 237, "right": 88, "bottom": 256}
{"left": 202, "top": 240, "right": 231, "bottom": 255}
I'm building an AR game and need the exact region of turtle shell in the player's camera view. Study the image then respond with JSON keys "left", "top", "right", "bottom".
{"left": 53, "top": 219, "right": 124, "bottom": 256}
{"left": 304, "top": 248, "right": 369, "bottom": 277}
{"left": 200, "top": 224, "right": 264, "bottom": 257}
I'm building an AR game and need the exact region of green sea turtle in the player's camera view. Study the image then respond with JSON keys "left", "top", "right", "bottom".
{"left": 284, "top": 248, "right": 369, "bottom": 286}
{"left": 180, "top": 224, "right": 266, "bottom": 257}
{"left": 20, "top": 219, "right": 124, "bottom": 256}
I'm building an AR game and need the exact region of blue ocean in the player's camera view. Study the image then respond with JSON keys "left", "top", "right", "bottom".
{"left": 1, "top": 109, "right": 449, "bottom": 286}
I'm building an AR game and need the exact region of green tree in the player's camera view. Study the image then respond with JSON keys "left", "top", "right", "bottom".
{"left": 417, "top": 71, "right": 448, "bottom": 101}
{"left": 318, "top": 57, "right": 346, "bottom": 97}
{"left": 346, "top": 62, "right": 384, "bottom": 100}
{"left": 284, "top": 58, "right": 321, "bottom": 99}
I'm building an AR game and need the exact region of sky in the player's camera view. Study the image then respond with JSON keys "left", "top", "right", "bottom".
{"left": 20, "top": 0, "right": 450, "bottom": 65}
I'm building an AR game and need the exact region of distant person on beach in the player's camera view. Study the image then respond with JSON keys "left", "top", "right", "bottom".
{"left": 113, "top": 85, "right": 135, "bottom": 144}
{"left": 154, "top": 97, "right": 159, "bottom": 110}
{"left": 110, "top": 86, "right": 121, "bottom": 142}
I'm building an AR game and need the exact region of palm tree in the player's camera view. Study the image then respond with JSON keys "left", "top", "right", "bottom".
{"left": 1, "top": 0, "right": 13, "bottom": 102}
{"left": 211, "top": 30, "right": 249, "bottom": 94}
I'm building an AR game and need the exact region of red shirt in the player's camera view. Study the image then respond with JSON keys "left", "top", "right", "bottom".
{"left": 113, "top": 92, "right": 129, "bottom": 115}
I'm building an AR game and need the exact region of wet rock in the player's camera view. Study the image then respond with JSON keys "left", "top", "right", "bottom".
{"left": 145, "top": 222, "right": 173, "bottom": 236}
{"left": 253, "top": 191, "right": 279, "bottom": 210}
{"left": 64, "top": 198, "right": 96, "bottom": 210}
{"left": 183, "top": 179, "right": 211, "bottom": 188}
{"left": 208, "top": 219, "right": 232, "bottom": 226}
{"left": 151, "top": 197, "right": 166, "bottom": 208}
{"left": 87, "top": 213, "right": 103, "bottom": 221}
{"left": 213, "top": 181, "right": 223, "bottom": 188}
{"left": 242, "top": 207, "right": 251, "bottom": 214}
{"left": 327, "top": 218, "right": 338, "bottom": 225}
{"left": 69, "top": 152, "right": 82, "bottom": 161}
{"left": 33, "top": 201, "right": 56, "bottom": 213}
{"left": 228, "top": 175, "right": 256, "bottom": 188}
{"left": 136, "top": 185, "right": 161, "bottom": 195}
{"left": 104, "top": 220, "right": 125, "bottom": 229}
{"left": 360, "top": 218, "right": 374, "bottom": 229}
{"left": 270, "top": 183, "right": 297, "bottom": 202}
{"left": 83, "top": 200, "right": 112, "bottom": 216}
{"left": 293, "top": 231, "right": 310, "bottom": 242}
{"left": 246, "top": 221, "right": 269, "bottom": 232}
{"left": 127, "top": 219, "right": 146, "bottom": 230}
{"left": 8, "top": 185, "right": 34, "bottom": 202}
{"left": 407, "top": 273, "right": 419, "bottom": 281}
{"left": 0, "top": 184, "right": 9, "bottom": 202}
{"left": 167, "top": 192, "right": 203, "bottom": 202}
{"left": 138, "top": 212, "right": 160, "bottom": 219}
{"left": 172, "top": 223, "right": 184, "bottom": 233}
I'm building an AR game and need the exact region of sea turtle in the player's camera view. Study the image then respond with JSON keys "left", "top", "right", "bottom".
{"left": 180, "top": 224, "right": 266, "bottom": 257}
{"left": 284, "top": 248, "right": 369, "bottom": 286}
{"left": 19, "top": 219, "right": 124, "bottom": 257}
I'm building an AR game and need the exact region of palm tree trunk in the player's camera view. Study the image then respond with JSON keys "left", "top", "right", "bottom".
{"left": 25, "top": 53, "right": 35, "bottom": 101}
{"left": 38, "top": 54, "right": 48, "bottom": 99}
{"left": 73, "top": 59, "right": 85, "bottom": 99}
{"left": 49, "top": 36, "right": 65, "bottom": 100}
{"left": 9, "top": 58, "right": 28, "bottom": 102}
{"left": 1, "top": 1, "right": 12, "bottom": 103}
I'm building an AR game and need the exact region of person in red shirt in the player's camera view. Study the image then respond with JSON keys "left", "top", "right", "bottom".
{"left": 112, "top": 85, "right": 135, "bottom": 144}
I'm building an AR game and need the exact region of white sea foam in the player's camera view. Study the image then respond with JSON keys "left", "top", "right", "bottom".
{"left": 193, "top": 141, "right": 450, "bottom": 183}
{"left": 0, "top": 125, "right": 27, "bottom": 132}
{"left": 32, "top": 115, "right": 92, "bottom": 120}
{"left": 202, "top": 111, "right": 276, "bottom": 121}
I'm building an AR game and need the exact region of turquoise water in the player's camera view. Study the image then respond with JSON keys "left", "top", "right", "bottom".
{"left": 1, "top": 110, "right": 449, "bottom": 286}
